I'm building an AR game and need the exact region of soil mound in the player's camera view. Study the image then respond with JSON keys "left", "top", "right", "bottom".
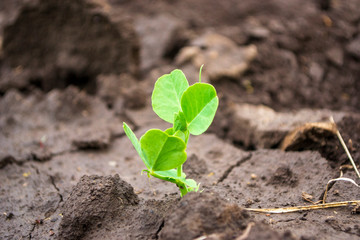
{"left": 58, "top": 174, "right": 139, "bottom": 239}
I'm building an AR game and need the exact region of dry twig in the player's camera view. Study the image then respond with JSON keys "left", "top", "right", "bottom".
{"left": 245, "top": 200, "right": 360, "bottom": 214}
{"left": 236, "top": 222, "right": 255, "bottom": 240}
{"left": 330, "top": 116, "right": 360, "bottom": 178}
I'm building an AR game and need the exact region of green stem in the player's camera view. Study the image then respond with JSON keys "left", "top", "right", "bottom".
{"left": 199, "top": 64, "right": 204, "bottom": 83}
{"left": 179, "top": 185, "right": 188, "bottom": 197}
{"left": 177, "top": 165, "right": 182, "bottom": 177}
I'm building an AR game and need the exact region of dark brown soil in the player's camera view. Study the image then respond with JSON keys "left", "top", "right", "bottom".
{"left": 159, "top": 192, "right": 292, "bottom": 240}
{"left": 1, "top": 0, "right": 360, "bottom": 240}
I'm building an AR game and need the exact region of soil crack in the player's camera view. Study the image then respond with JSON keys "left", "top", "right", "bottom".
{"left": 49, "top": 175, "right": 64, "bottom": 205}
{"left": 155, "top": 219, "right": 165, "bottom": 240}
{"left": 28, "top": 224, "right": 36, "bottom": 240}
{"left": 217, "top": 153, "right": 253, "bottom": 183}
{"left": 277, "top": 218, "right": 296, "bottom": 223}
{"left": 0, "top": 156, "right": 22, "bottom": 169}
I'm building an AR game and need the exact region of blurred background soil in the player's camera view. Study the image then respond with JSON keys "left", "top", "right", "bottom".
{"left": 0, "top": 0, "right": 360, "bottom": 239}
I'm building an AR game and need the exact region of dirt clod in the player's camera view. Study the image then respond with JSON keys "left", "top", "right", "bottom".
{"left": 2, "top": 0, "right": 138, "bottom": 92}
{"left": 1, "top": 0, "right": 360, "bottom": 239}
{"left": 267, "top": 166, "right": 298, "bottom": 187}
{"left": 58, "top": 174, "right": 139, "bottom": 240}
{"left": 159, "top": 192, "right": 249, "bottom": 240}
{"left": 159, "top": 192, "right": 291, "bottom": 240}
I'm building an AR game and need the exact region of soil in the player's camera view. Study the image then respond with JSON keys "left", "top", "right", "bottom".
{"left": 1, "top": 0, "right": 360, "bottom": 239}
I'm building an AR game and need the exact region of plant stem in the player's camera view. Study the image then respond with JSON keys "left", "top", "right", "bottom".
{"left": 177, "top": 165, "right": 182, "bottom": 177}
{"left": 179, "top": 185, "right": 188, "bottom": 197}
{"left": 199, "top": 64, "right": 204, "bottom": 83}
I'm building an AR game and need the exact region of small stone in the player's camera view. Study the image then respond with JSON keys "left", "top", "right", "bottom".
{"left": 176, "top": 33, "right": 257, "bottom": 82}
{"left": 346, "top": 36, "right": 360, "bottom": 59}
{"left": 326, "top": 47, "right": 344, "bottom": 66}
{"left": 248, "top": 26, "right": 270, "bottom": 39}
{"left": 267, "top": 19, "right": 286, "bottom": 33}
{"left": 108, "top": 161, "right": 117, "bottom": 167}
{"left": 309, "top": 62, "right": 324, "bottom": 82}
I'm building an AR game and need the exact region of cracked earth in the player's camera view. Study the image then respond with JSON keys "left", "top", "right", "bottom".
{"left": 1, "top": 0, "right": 360, "bottom": 239}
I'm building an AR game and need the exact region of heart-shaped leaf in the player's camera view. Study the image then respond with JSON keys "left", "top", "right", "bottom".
{"left": 123, "top": 122, "right": 149, "bottom": 169}
{"left": 140, "top": 129, "right": 187, "bottom": 171}
{"left": 165, "top": 127, "right": 189, "bottom": 145}
{"left": 152, "top": 70, "right": 189, "bottom": 123}
{"left": 181, "top": 83, "right": 219, "bottom": 135}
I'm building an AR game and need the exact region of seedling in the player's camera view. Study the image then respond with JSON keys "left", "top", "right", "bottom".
{"left": 123, "top": 67, "right": 218, "bottom": 196}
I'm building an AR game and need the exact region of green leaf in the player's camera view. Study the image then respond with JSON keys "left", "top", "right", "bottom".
{"left": 140, "top": 129, "right": 187, "bottom": 171}
{"left": 151, "top": 169, "right": 186, "bottom": 182}
{"left": 165, "top": 127, "right": 189, "bottom": 145}
{"left": 174, "top": 111, "right": 187, "bottom": 132}
{"left": 177, "top": 129, "right": 189, "bottom": 145}
{"left": 152, "top": 70, "right": 189, "bottom": 123}
{"left": 164, "top": 127, "right": 174, "bottom": 135}
{"left": 181, "top": 83, "right": 219, "bottom": 135}
{"left": 173, "top": 130, "right": 186, "bottom": 142}
{"left": 150, "top": 169, "right": 199, "bottom": 197}
{"left": 123, "top": 122, "right": 149, "bottom": 169}
{"left": 184, "top": 178, "right": 199, "bottom": 190}
{"left": 184, "top": 130, "right": 190, "bottom": 145}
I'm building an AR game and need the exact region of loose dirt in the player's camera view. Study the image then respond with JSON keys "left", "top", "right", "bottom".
{"left": 1, "top": 0, "right": 360, "bottom": 239}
